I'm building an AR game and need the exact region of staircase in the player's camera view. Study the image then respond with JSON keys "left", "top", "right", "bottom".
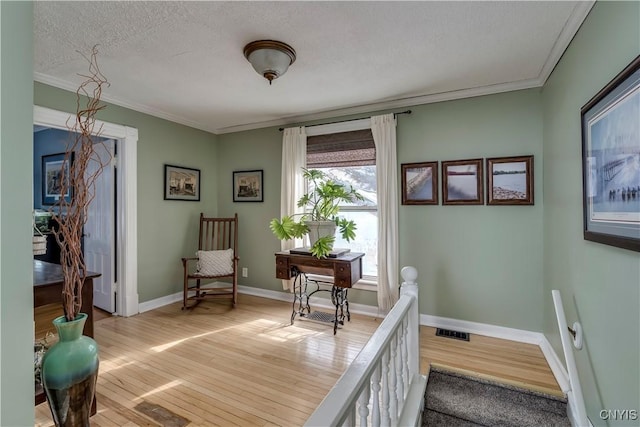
{"left": 423, "top": 366, "right": 570, "bottom": 427}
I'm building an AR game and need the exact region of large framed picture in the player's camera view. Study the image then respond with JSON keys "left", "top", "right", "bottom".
{"left": 581, "top": 56, "right": 640, "bottom": 252}
{"left": 486, "top": 155, "right": 534, "bottom": 205}
{"left": 441, "top": 158, "right": 483, "bottom": 205}
{"left": 401, "top": 162, "right": 438, "bottom": 205}
{"left": 233, "top": 169, "right": 263, "bottom": 202}
{"left": 42, "top": 152, "right": 74, "bottom": 205}
{"left": 164, "top": 164, "right": 201, "bottom": 201}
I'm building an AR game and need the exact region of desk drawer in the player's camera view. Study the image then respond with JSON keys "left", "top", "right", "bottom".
{"left": 334, "top": 263, "right": 352, "bottom": 288}
{"left": 275, "top": 256, "right": 290, "bottom": 279}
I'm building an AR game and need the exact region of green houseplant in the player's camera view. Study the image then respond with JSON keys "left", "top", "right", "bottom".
{"left": 270, "top": 168, "right": 364, "bottom": 258}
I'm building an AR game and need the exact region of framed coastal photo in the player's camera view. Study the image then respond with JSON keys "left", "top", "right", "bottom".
{"left": 581, "top": 55, "right": 640, "bottom": 252}
{"left": 486, "top": 156, "right": 534, "bottom": 205}
{"left": 401, "top": 162, "right": 438, "bottom": 205}
{"left": 441, "top": 158, "right": 483, "bottom": 205}
{"left": 164, "top": 164, "right": 201, "bottom": 201}
{"left": 233, "top": 169, "right": 263, "bottom": 202}
{"left": 42, "top": 152, "right": 74, "bottom": 205}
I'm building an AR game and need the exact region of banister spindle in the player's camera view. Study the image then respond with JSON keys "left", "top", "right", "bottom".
{"left": 358, "top": 383, "right": 371, "bottom": 427}
{"left": 394, "top": 330, "right": 405, "bottom": 408}
{"left": 381, "top": 350, "right": 391, "bottom": 425}
{"left": 371, "top": 364, "right": 382, "bottom": 427}
{"left": 389, "top": 334, "right": 398, "bottom": 422}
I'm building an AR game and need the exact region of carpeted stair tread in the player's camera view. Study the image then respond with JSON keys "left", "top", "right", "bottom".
{"left": 424, "top": 368, "right": 571, "bottom": 427}
{"left": 424, "top": 409, "right": 484, "bottom": 427}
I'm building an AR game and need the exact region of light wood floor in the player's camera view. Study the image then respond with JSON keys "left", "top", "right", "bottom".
{"left": 35, "top": 294, "right": 561, "bottom": 426}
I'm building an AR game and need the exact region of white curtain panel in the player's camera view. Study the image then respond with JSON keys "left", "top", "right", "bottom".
{"left": 280, "top": 127, "right": 307, "bottom": 290}
{"left": 371, "top": 114, "right": 399, "bottom": 312}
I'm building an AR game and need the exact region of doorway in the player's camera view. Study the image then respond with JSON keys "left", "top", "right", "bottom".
{"left": 34, "top": 106, "right": 139, "bottom": 317}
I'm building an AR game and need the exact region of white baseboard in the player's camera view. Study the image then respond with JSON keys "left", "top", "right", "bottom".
{"left": 137, "top": 283, "right": 382, "bottom": 317}
{"left": 539, "top": 336, "right": 570, "bottom": 393}
{"left": 138, "top": 286, "right": 571, "bottom": 410}
{"left": 237, "top": 284, "right": 381, "bottom": 318}
{"left": 138, "top": 291, "right": 182, "bottom": 313}
{"left": 420, "top": 312, "right": 574, "bottom": 406}
{"left": 420, "top": 313, "right": 543, "bottom": 345}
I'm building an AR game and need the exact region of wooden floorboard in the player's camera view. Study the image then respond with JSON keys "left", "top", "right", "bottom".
{"left": 35, "top": 293, "right": 561, "bottom": 426}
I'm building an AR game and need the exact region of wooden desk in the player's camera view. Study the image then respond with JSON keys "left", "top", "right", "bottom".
{"left": 275, "top": 250, "right": 364, "bottom": 288}
{"left": 34, "top": 260, "right": 99, "bottom": 409}
{"left": 275, "top": 250, "right": 364, "bottom": 334}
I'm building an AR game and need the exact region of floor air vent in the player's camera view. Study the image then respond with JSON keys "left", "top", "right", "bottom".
{"left": 436, "top": 328, "right": 470, "bottom": 341}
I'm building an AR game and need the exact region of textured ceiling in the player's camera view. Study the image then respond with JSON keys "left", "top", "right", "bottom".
{"left": 34, "top": 1, "right": 593, "bottom": 134}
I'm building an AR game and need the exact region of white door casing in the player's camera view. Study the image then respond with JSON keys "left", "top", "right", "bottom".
{"left": 85, "top": 139, "right": 115, "bottom": 312}
{"left": 34, "top": 105, "right": 139, "bottom": 316}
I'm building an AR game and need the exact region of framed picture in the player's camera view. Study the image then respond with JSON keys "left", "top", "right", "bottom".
{"left": 401, "top": 162, "right": 438, "bottom": 205}
{"left": 164, "top": 164, "right": 200, "bottom": 201}
{"left": 441, "top": 158, "right": 483, "bottom": 205}
{"left": 42, "top": 152, "right": 74, "bottom": 205}
{"left": 581, "top": 55, "right": 640, "bottom": 252}
{"left": 486, "top": 155, "right": 534, "bottom": 205}
{"left": 233, "top": 169, "right": 263, "bottom": 202}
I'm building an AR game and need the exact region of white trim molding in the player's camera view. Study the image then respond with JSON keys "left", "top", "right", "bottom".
{"left": 138, "top": 284, "right": 574, "bottom": 413}
{"left": 33, "top": 105, "right": 139, "bottom": 317}
{"left": 138, "top": 283, "right": 381, "bottom": 318}
{"left": 420, "top": 313, "right": 543, "bottom": 345}
{"left": 539, "top": 336, "right": 570, "bottom": 393}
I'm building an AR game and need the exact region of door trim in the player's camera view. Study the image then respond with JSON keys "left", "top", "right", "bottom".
{"left": 34, "top": 105, "right": 139, "bottom": 316}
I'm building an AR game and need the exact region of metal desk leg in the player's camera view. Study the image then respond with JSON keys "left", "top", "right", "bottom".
{"left": 291, "top": 269, "right": 310, "bottom": 324}
{"left": 331, "top": 287, "right": 350, "bottom": 335}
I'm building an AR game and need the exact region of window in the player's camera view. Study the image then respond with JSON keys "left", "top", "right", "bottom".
{"left": 307, "top": 129, "right": 378, "bottom": 279}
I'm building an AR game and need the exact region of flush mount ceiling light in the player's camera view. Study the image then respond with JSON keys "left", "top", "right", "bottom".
{"left": 243, "top": 40, "right": 296, "bottom": 85}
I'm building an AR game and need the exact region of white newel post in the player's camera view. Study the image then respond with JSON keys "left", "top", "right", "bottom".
{"left": 401, "top": 266, "right": 419, "bottom": 378}
{"left": 305, "top": 266, "right": 425, "bottom": 427}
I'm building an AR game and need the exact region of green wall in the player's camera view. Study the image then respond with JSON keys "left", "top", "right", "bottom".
{"left": 542, "top": 2, "right": 640, "bottom": 425}
{"left": 34, "top": 83, "right": 219, "bottom": 302}
{"left": 215, "top": 125, "right": 379, "bottom": 306}
{"left": 0, "top": 2, "right": 36, "bottom": 425}
{"left": 0, "top": 2, "right": 633, "bottom": 425}
{"left": 398, "top": 90, "right": 544, "bottom": 329}
{"left": 217, "top": 89, "right": 544, "bottom": 329}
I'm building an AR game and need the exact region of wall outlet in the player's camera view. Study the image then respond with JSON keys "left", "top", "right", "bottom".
{"left": 242, "top": 267, "right": 248, "bottom": 278}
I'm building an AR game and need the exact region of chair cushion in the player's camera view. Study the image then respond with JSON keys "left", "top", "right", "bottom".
{"left": 196, "top": 249, "right": 234, "bottom": 276}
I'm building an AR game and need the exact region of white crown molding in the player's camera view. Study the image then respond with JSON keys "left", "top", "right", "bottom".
{"left": 34, "top": 72, "right": 215, "bottom": 134}
{"left": 34, "top": 3, "right": 592, "bottom": 137}
{"left": 537, "top": 1, "right": 595, "bottom": 86}
{"left": 215, "top": 78, "right": 542, "bottom": 135}
{"left": 36, "top": 71, "right": 541, "bottom": 137}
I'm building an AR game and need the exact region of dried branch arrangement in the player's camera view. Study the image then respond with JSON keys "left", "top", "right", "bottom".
{"left": 50, "top": 46, "right": 110, "bottom": 321}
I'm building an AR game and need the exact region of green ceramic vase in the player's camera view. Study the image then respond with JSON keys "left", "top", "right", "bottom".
{"left": 41, "top": 313, "right": 99, "bottom": 427}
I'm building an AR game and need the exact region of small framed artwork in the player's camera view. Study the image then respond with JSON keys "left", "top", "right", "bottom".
{"left": 42, "top": 152, "right": 74, "bottom": 205}
{"left": 401, "top": 162, "right": 438, "bottom": 205}
{"left": 233, "top": 169, "right": 263, "bottom": 202}
{"left": 486, "top": 155, "right": 534, "bottom": 205}
{"left": 581, "top": 55, "right": 640, "bottom": 252}
{"left": 441, "top": 158, "right": 483, "bottom": 205}
{"left": 164, "top": 164, "right": 201, "bottom": 201}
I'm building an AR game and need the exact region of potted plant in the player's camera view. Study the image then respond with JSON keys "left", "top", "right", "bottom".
{"left": 39, "top": 46, "right": 107, "bottom": 427}
{"left": 270, "top": 168, "right": 364, "bottom": 258}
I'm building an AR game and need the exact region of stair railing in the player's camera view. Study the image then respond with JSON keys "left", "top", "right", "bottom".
{"left": 305, "top": 266, "right": 427, "bottom": 427}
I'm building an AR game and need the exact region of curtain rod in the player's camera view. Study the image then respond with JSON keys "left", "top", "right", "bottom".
{"left": 278, "top": 110, "right": 412, "bottom": 131}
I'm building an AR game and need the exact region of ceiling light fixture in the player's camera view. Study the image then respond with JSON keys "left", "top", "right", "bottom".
{"left": 243, "top": 40, "right": 296, "bottom": 85}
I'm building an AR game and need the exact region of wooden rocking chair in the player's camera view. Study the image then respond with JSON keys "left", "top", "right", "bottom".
{"left": 182, "top": 213, "right": 238, "bottom": 309}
